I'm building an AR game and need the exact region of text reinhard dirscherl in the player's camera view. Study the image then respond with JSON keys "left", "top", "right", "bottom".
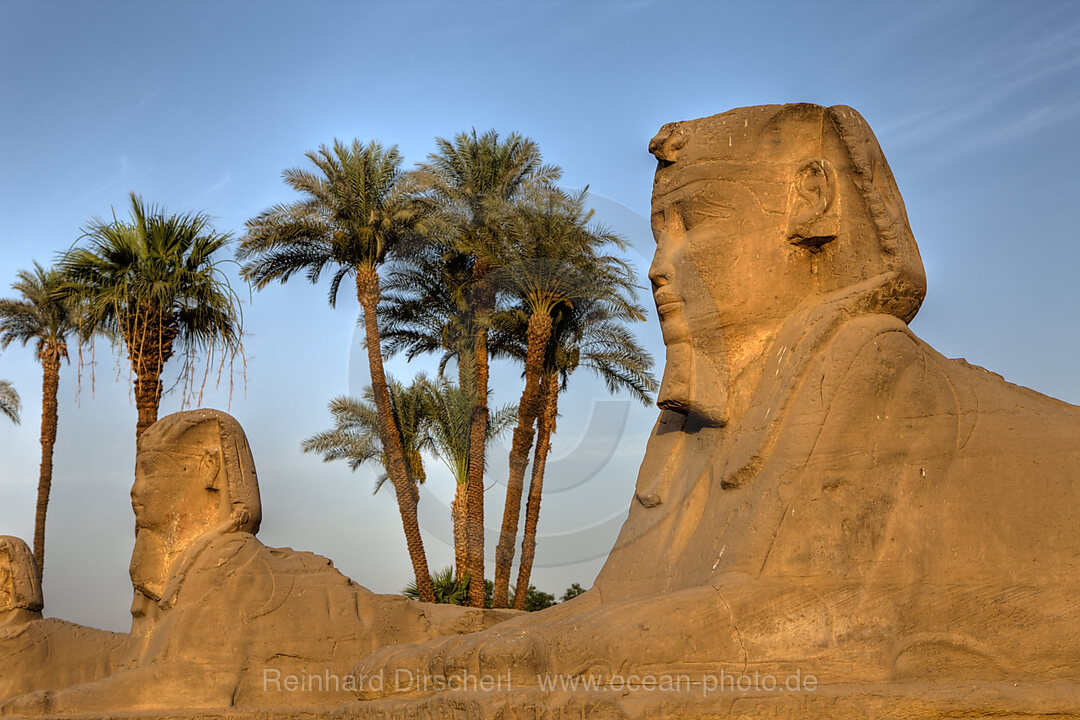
{"left": 262, "top": 669, "right": 819, "bottom": 696}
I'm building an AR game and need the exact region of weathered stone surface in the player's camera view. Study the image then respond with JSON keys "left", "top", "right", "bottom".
{"left": 4, "top": 104, "right": 1079, "bottom": 719}
{"left": 0, "top": 536, "right": 126, "bottom": 702}
{"left": 341, "top": 104, "right": 1080, "bottom": 717}
{"left": 1, "top": 410, "right": 515, "bottom": 716}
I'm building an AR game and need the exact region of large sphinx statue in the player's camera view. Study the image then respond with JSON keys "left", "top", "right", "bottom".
{"left": 2, "top": 409, "right": 513, "bottom": 716}
{"left": 343, "top": 104, "right": 1080, "bottom": 718}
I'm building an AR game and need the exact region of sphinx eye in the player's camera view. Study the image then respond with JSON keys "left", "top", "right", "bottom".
{"left": 650, "top": 210, "right": 665, "bottom": 235}
{"left": 677, "top": 199, "right": 734, "bottom": 229}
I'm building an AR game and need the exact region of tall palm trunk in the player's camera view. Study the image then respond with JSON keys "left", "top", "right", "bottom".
{"left": 453, "top": 350, "right": 473, "bottom": 583}
{"left": 514, "top": 372, "right": 558, "bottom": 609}
{"left": 357, "top": 268, "right": 435, "bottom": 603}
{"left": 493, "top": 311, "right": 553, "bottom": 606}
{"left": 451, "top": 487, "right": 469, "bottom": 581}
{"left": 33, "top": 343, "right": 63, "bottom": 585}
{"left": 465, "top": 260, "right": 492, "bottom": 607}
{"left": 128, "top": 305, "right": 176, "bottom": 439}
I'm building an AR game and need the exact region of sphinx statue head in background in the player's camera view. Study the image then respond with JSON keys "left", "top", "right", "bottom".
{"left": 3, "top": 408, "right": 514, "bottom": 715}
{"left": 647, "top": 103, "right": 926, "bottom": 428}
{"left": 0, "top": 536, "right": 43, "bottom": 625}
{"left": 129, "top": 409, "right": 261, "bottom": 605}
{"left": 0, "top": 536, "right": 125, "bottom": 704}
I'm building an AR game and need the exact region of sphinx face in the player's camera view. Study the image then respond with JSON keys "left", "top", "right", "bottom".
{"left": 649, "top": 157, "right": 807, "bottom": 423}
{"left": 129, "top": 447, "right": 220, "bottom": 599}
{"left": 650, "top": 172, "right": 800, "bottom": 341}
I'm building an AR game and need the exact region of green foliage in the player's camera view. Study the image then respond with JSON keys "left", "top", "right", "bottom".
{"left": 561, "top": 583, "right": 585, "bottom": 602}
{"left": 402, "top": 569, "right": 560, "bottom": 612}
{"left": 302, "top": 377, "right": 431, "bottom": 492}
{"left": 0, "top": 379, "right": 19, "bottom": 424}
{"left": 412, "top": 129, "right": 560, "bottom": 265}
{"left": 305, "top": 375, "right": 516, "bottom": 492}
{"left": 512, "top": 584, "right": 556, "bottom": 612}
{"left": 422, "top": 376, "right": 515, "bottom": 485}
{"left": 237, "top": 139, "right": 417, "bottom": 303}
{"left": 381, "top": 129, "right": 560, "bottom": 387}
{"left": 495, "top": 186, "right": 640, "bottom": 320}
{"left": 402, "top": 566, "right": 469, "bottom": 605}
{"left": 0, "top": 262, "right": 81, "bottom": 361}
{"left": 57, "top": 192, "right": 243, "bottom": 399}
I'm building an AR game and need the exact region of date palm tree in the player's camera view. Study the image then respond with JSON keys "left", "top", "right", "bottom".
{"left": 238, "top": 139, "right": 434, "bottom": 601}
{"left": 408, "top": 129, "right": 558, "bottom": 606}
{"left": 303, "top": 377, "right": 430, "bottom": 500}
{"left": 0, "top": 379, "right": 19, "bottom": 424}
{"left": 57, "top": 192, "right": 242, "bottom": 439}
{"left": 421, "top": 377, "right": 515, "bottom": 580}
{"left": 499, "top": 295, "right": 658, "bottom": 609}
{"left": 491, "top": 187, "right": 643, "bottom": 606}
{"left": 0, "top": 263, "right": 82, "bottom": 584}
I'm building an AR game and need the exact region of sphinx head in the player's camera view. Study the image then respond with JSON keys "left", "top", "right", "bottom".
{"left": 648, "top": 103, "right": 926, "bottom": 423}
{"left": 129, "top": 409, "right": 261, "bottom": 601}
{"left": 0, "top": 536, "right": 43, "bottom": 624}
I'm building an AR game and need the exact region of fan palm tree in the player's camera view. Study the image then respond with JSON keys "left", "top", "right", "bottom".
{"left": 0, "top": 380, "right": 19, "bottom": 424}
{"left": 57, "top": 192, "right": 242, "bottom": 439}
{"left": 490, "top": 187, "right": 643, "bottom": 606}
{"left": 238, "top": 141, "right": 434, "bottom": 601}
{"left": 503, "top": 296, "right": 657, "bottom": 610}
{"left": 0, "top": 263, "right": 83, "bottom": 584}
{"left": 408, "top": 129, "right": 559, "bottom": 606}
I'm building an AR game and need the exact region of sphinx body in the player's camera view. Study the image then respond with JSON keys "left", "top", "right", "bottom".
{"left": 342, "top": 105, "right": 1080, "bottom": 718}
{"left": 0, "top": 536, "right": 126, "bottom": 701}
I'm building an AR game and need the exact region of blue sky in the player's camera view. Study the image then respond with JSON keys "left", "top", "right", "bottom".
{"left": 1, "top": 0, "right": 1078, "bottom": 631}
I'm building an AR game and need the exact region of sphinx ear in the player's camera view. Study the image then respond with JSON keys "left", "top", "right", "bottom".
{"left": 786, "top": 157, "right": 840, "bottom": 250}
{"left": 202, "top": 449, "right": 223, "bottom": 492}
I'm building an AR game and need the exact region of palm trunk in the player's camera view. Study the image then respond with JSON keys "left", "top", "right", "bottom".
{"left": 465, "top": 260, "right": 492, "bottom": 607}
{"left": 33, "top": 345, "right": 62, "bottom": 586}
{"left": 451, "top": 486, "right": 469, "bottom": 581}
{"left": 453, "top": 349, "right": 473, "bottom": 583}
{"left": 129, "top": 306, "right": 175, "bottom": 440}
{"left": 492, "top": 311, "right": 552, "bottom": 607}
{"left": 514, "top": 372, "right": 558, "bottom": 610}
{"left": 357, "top": 268, "right": 435, "bottom": 603}
{"left": 133, "top": 369, "right": 164, "bottom": 439}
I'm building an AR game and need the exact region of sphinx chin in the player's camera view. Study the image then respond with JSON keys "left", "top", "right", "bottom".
{"left": 656, "top": 341, "right": 727, "bottom": 427}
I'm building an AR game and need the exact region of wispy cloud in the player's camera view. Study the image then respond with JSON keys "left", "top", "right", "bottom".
{"left": 878, "top": 5, "right": 1080, "bottom": 156}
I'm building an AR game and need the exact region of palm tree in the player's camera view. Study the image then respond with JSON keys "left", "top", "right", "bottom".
{"left": 380, "top": 245, "right": 476, "bottom": 385}
{"left": 0, "top": 263, "right": 82, "bottom": 584}
{"left": 421, "top": 377, "right": 515, "bottom": 580}
{"left": 490, "top": 187, "right": 643, "bottom": 606}
{"left": 408, "top": 129, "right": 559, "bottom": 606}
{"left": 57, "top": 193, "right": 242, "bottom": 439}
{"left": 302, "top": 378, "right": 430, "bottom": 495}
{"left": 303, "top": 381, "right": 431, "bottom": 582}
{"left": 0, "top": 379, "right": 19, "bottom": 424}
{"left": 402, "top": 566, "right": 468, "bottom": 605}
{"left": 504, "top": 296, "right": 657, "bottom": 610}
{"left": 238, "top": 140, "right": 434, "bottom": 601}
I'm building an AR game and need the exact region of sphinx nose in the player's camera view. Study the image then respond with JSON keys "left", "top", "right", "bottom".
{"left": 649, "top": 255, "right": 670, "bottom": 290}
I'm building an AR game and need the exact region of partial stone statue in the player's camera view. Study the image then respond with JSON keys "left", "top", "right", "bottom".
{"left": 2, "top": 410, "right": 514, "bottom": 715}
{"left": 0, "top": 536, "right": 125, "bottom": 701}
{"left": 343, "top": 104, "right": 1080, "bottom": 718}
